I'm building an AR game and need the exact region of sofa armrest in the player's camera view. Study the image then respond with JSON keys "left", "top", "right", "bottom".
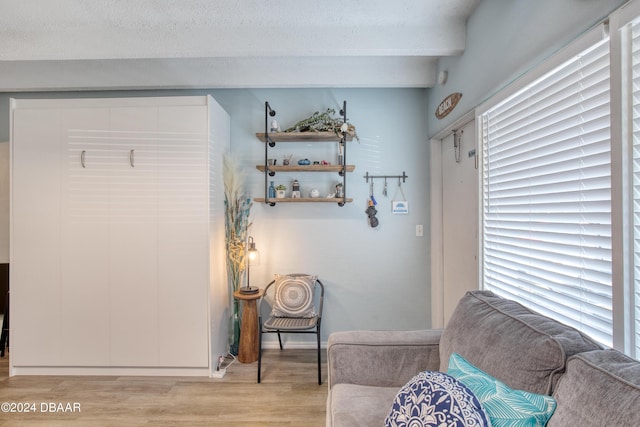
{"left": 327, "top": 329, "right": 442, "bottom": 389}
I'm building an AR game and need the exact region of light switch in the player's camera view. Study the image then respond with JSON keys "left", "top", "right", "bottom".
{"left": 416, "top": 225, "right": 424, "bottom": 237}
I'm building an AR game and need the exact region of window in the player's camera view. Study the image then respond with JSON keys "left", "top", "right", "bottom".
{"left": 480, "top": 34, "right": 612, "bottom": 347}
{"left": 612, "top": 0, "right": 640, "bottom": 360}
{"left": 629, "top": 19, "right": 640, "bottom": 357}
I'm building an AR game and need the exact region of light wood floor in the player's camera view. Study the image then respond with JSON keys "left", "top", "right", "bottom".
{"left": 0, "top": 349, "right": 327, "bottom": 426}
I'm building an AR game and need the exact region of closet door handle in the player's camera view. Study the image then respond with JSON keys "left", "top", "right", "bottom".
{"left": 81, "top": 150, "right": 86, "bottom": 168}
{"left": 129, "top": 149, "right": 135, "bottom": 167}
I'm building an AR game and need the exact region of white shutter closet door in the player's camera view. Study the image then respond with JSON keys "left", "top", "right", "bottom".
{"left": 482, "top": 38, "right": 612, "bottom": 346}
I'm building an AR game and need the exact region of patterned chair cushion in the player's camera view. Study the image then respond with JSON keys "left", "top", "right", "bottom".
{"left": 384, "top": 370, "right": 490, "bottom": 427}
{"left": 270, "top": 274, "right": 318, "bottom": 318}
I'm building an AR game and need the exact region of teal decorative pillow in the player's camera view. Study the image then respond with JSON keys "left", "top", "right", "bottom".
{"left": 384, "top": 370, "right": 491, "bottom": 427}
{"left": 447, "top": 353, "right": 556, "bottom": 427}
{"left": 271, "top": 274, "right": 317, "bottom": 318}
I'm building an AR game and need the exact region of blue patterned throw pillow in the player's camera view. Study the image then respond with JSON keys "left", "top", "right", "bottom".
{"left": 385, "top": 370, "right": 491, "bottom": 427}
{"left": 447, "top": 353, "right": 556, "bottom": 427}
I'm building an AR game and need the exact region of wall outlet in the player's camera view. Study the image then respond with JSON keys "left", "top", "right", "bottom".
{"left": 212, "top": 368, "right": 226, "bottom": 379}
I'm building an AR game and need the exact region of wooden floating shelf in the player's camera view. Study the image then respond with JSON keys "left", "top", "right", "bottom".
{"left": 254, "top": 197, "right": 353, "bottom": 204}
{"left": 255, "top": 131, "right": 353, "bottom": 143}
{"left": 256, "top": 165, "right": 355, "bottom": 173}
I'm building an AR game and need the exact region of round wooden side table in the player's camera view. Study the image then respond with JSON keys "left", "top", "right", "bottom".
{"left": 233, "top": 288, "right": 265, "bottom": 363}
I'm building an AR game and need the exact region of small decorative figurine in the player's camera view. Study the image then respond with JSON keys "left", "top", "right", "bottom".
{"left": 291, "top": 179, "right": 301, "bottom": 198}
{"left": 270, "top": 119, "right": 281, "bottom": 132}
{"left": 336, "top": 182, "right": 344, "bottom": 198}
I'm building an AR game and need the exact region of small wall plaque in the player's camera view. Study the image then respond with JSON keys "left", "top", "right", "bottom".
{"left": 392, "top": 200, "right": 409, "bottom": 215}
{"left": 435, "top": 92, "right": 463, "bottom": 120}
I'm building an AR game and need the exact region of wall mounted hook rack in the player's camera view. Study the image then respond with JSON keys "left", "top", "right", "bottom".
{"left": 363, "top": 171, "right": 408, "bottom": 183}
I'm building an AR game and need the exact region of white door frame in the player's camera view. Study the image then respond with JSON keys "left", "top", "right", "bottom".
{"left": 429, "top": 110, "right": 476, "bottom": 329}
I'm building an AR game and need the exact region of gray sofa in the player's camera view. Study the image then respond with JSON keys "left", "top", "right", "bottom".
{"left": 327, "top": 290, "right": 640, "bottom": 426}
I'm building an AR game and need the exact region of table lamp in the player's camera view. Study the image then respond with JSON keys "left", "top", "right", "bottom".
{"left": 240, "top": 236, "right": 260, "bottom": 294}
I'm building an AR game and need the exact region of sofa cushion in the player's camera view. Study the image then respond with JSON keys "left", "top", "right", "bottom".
{"left": 385, "top": 370, "right": 490, "bottom": 427}
{"left": 447, "top": 352, "right": 556, "bottom": 427}
{"left": 547, "top": 349, "right": 640, "bottom": 427}
{"left": 329, "top": 384, "right": 399, "bottom": 427}
{"left": 440, "top": 291, "right": 602, "bottom": 395}
{"left": 327, "top": 330, "right": 442, "bottom": 389}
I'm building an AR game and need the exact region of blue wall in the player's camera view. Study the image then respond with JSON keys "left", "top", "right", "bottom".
{"left": 427, "top": 0, "right": 626, "bottom": 136}
{"left": 0, "top": 87, "right": 432, "bottom": 344}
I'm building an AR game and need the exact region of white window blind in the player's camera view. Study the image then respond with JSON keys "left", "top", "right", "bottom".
{"left": 481, "top": 38, "right": 612, "bottom": 347}
{"left": 631, "top": 20, "right": 640, "bottom": 357}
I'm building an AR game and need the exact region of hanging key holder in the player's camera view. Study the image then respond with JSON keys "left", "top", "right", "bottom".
{"left": 363, "top": 171, "right": 408, "bottom": 222}
{"left": 391, "top": 178, "right": 409, "bottom": 215}
{"left": 366, "top": 179, "right": 379, "bottom": 227}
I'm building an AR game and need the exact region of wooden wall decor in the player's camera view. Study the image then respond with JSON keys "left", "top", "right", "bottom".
{"left": 435, "top": 92, "right": 463, "bottom": 120}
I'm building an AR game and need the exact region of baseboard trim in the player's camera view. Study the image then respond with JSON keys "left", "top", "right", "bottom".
{"left": 10, "top": 366, "right": 211, "bottom": 377}
{"left": 260, "top": 339, "right": 328, "bottom": 350}
{"left": 10, "top": 341, "right": 328, "bottom": 376}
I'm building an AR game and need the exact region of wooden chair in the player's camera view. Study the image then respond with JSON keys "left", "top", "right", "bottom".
{"left": 258, "top": 276, "right": 324, "bottom": 384}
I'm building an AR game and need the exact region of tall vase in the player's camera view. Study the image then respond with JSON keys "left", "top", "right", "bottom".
{"left": 227, "top": 252, "right": 245, "bottom": 357}
{"left": 230, "top": 299, "right": 241, "bottom": 356}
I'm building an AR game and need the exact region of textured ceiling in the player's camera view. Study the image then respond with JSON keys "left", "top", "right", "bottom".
{"left": 0, "top": 0, "right": 480, "bottom": 91}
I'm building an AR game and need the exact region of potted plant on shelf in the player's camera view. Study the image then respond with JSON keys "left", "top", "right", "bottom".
{"left": 223, "top": 154, "right": 252, "bottom": 356}
{"left": 275, "top": 184, "right": 287, "bottom": 198}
